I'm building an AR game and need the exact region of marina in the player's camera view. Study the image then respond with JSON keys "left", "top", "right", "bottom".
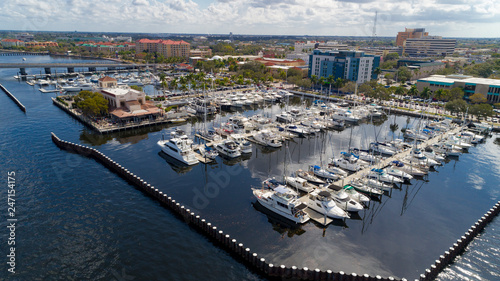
{"left": 1, "top": 54, "right": 500, "bottom": 281}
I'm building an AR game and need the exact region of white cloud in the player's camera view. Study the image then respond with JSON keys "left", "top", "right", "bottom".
{"left": 0, "top": 0, "right": 498, "bottom": 36}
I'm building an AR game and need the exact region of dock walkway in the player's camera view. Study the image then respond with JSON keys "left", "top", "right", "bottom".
{"left": 333, "top": 126, "right": 462, "bottom": 187}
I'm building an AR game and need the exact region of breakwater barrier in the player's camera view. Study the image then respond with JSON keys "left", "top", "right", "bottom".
{"left": 50, "top": 132, "right": 500, "bottom": 281}
{"left": 51, "top": 132, "right": 405, "bottom": 281}
{"left": 0, "top": 83, "right": 26, "bottom": 112}
{"left": 420, "top": 200, "right": 500, "bottom": 281}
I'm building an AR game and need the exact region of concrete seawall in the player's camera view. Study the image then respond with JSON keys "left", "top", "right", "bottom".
{"left": 50, "top": 132, "right": 500, "bottom": 281}
{"left": 0, "top": 83, "right": 26, "bottom": 112}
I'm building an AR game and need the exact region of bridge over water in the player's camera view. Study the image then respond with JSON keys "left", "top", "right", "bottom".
{"left": 0, "top": 62, "right": 152, "bottom": 75}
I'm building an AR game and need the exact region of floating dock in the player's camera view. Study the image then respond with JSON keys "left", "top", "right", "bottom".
{"left": 297, "top": 196, "right": 334, "bottom": 226}
{"left": 333, "top": 126, "right": 462, "bottom": 187}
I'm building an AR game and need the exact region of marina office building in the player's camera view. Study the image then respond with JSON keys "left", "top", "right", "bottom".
{"left": 308, "top": 50, "right": 380, "bottom": 84}
{"left": 416, "top": 74, "right": 500, "bottom": 103}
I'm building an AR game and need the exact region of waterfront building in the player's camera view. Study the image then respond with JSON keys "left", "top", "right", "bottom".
{"left": 98, "top": 76, "right": 118, "bottom": 88}
{"left": 308, "top": 50, "right": 380, "bottom": 84}
{"left": 135, "top": 39, "right": 190, "bottom": 58}
{"left": 1, "top": 39, "right": 25, "bottom": 48}
{"left": 100, "top": 83, "right": 161, "bottom": 121}
{"left": 77, "top": 41, "right": 135, "bottom": 54}
{"left": 396, "top": 28, "right": 428, "bottom": 47}
{"left": 24, "top": 41, "right": 58, "bottom": 48}
{"left": 404, "top": 37, "right": 456, "bottom": 58}
{"left": 416, "top": 74, "right": 500, "bottom": 103}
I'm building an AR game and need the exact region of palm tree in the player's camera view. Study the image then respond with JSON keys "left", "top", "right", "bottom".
{"left": 420, "top": 87, "right": 432, "bottom": 100}
{"left": 394, "top": 86, "right": 406, "bottom": 98}
{"left": 408, "top": 85, "right": 418, "bottom": 98}
{"left": 310, "top": 75, "right": 318, "bottom": 91}
{"left": 374, "top": 67, "right": 382, "bottom": 81}
{"left": 334, "top": 78, "right": 344, "bottom": 95}
{"left": 326, "top": 75, "right": 335, "bottom": 95}
{"left": 169, "top": 78, "right": 178, "bottom": 92}
{"left": 434, "top": 89, "right": 445, "bottom": 101}
{"left": 318, "top": 76, "right": 326, "bottom": 95}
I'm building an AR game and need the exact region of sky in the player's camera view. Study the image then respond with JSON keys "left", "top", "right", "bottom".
{"left": 0, "top": 0, "right": 499, "bottom": 38}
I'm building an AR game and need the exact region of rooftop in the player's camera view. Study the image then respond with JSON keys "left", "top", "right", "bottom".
{"left": 101, "top": 87, "right": 142, "bottom": 97}
{"left": 418, "top": 75, "right": 500, "bottom": 86}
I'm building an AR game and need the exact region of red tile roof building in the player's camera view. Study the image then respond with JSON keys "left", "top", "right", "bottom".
{"left": 135, "top": 38, "right": 190, "bottom": 58}
{"left": 1, "top": 39, "right": 25, "bottom": 47}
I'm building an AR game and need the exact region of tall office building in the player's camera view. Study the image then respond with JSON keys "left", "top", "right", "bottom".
{"left": 404, "top": 37, "right": 456, "bottom": 57}
{"left": 396, "top": 28, "right": 428, "bottom": 47}
{"left": 308, "top": 50, "right": 380, "bottom": 84}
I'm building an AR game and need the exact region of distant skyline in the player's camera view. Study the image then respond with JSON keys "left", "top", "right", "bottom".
{"left": 0, "top": 0, "right": 499, "bottom": 38}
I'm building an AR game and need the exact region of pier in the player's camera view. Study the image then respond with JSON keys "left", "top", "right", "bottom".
{"left": 332, "top": 126, "right": 462, "bottom": 187}
{"left": 0, "top": 83, "right": 26, "bottom": 112}
{"left": 52, "top": 97, "right": 190, "bottom": 134}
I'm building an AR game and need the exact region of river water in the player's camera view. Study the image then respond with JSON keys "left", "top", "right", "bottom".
{"left": 0, "top": 55, "right": 498, "bottom": 280}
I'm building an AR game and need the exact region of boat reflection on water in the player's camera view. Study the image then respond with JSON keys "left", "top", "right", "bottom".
{"left": 255, "top": 144, "right": 282, "bottom": 155}
{"left": 221, "top": 152, "right": 252, "bottom": 166}
{"left": 252, "top": 201, "right": 306, "bottom": 238}
{"left": 158, "top": 151, "right": 196, "bottom": 174}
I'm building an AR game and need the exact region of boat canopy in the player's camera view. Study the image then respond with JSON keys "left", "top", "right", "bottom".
{"left": 275, "top": 186, "right": 289, "bottom": 194}
{"left": 312, "top": 165, "right": 321, "bottom": 170}
{"left": 391, "top": 160, "right": 404, "bottom": 167}
{"left": 318, "top": 190, "right": 331, "bottom": 197}
{"left": 371, "top": 168, "right": 383, "bottom": 173}
{"left": 295, "top": 203, "right": 308, "bottom": 210}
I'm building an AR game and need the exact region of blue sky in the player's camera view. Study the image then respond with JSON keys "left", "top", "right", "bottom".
{"left": 0, "top": 0, "right": 499, "bottom": 38}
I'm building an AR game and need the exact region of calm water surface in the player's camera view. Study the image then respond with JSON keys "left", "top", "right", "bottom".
{"left": 0, "top": 55, "right": 498, "bottom": 280}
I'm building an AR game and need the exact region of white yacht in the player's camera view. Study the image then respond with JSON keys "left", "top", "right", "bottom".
{"left": 215, "top": 139, "right": 241, "bottom": 158}
{"left": 198, "top": 144, "right": 218, "bottom": 161}
{"left": 309, "top": 165, "right": 341, "bottom": 180}
{"left": 367, "top": 168, "right": 403, "bottom": 184}
{"left": 364, "top": 178, "right": 394, "bottom": 191}
{"left": 384, "top": 166, "right": 413, "bottom": 181}
{"left": 349, "top": 179, "right": 384, "bottom": 196}
{"left": 229, "top": 134, "right": 252, "bottom": 154}
{"left": 253, "top": 130, "right": 283, "bottom": 148}
{"left": 295, "top": 169, "right": 326, "bottom": 185}
{"left": 285, "top": 176, "right": 316, "bottom": 193}
{"left": 370, "top": 142, "right": 396, "bottom": 156}
{"left": 157, "top": 133, "right": 199, "bottom": 166}
{"left": 305, "top": 190, "right": 350, "bottom": 219}
{"left": 332, "top": 110, "right": 360, "bottom": 123}
{"left": 253, "top": 186, "right": 310, "bottom": 224}
{"left": 330, "top": 189, "right": 364, "bottom": 212}
{"left": 325, "top": 164, "right": 349, "bottom": 177}
{"left": 342, "top": 185, "right": 370, "bottom": 204}
{"left": 61, "top": 83, "right": 94, "bottom": 92}
{"left": 390, "top": 161, "right": 427, "bottom": 177}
